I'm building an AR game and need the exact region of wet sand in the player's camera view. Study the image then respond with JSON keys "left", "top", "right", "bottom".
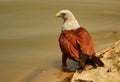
{"left": 0, "top": 0, "right": 120, "bottom": 82}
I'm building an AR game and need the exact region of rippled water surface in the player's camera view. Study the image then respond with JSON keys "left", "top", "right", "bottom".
{"left": 0, "top": 0, "right": 120, "bottom": 82}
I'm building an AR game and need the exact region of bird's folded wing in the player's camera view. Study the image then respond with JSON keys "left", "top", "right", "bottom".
{"left": 75, "top": 27, "right": 95, "bottom": 56}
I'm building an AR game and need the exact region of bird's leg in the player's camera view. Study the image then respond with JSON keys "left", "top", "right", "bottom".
{"left": 78, "top": 59, "right": 85, "bottom": 69}
{"left": 78, "top": 53, "right": 86, "bottom": 69}
{"left": 62, "top": 54, "right": 68, "bottom": 71}
{"left": 78, "top": 59, "right": 94, "bottom": 70}
{"left": 62, "top": 54, "right": 67, "bottom": 67}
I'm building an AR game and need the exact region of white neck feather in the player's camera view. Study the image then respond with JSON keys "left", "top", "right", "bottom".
{"left": 62, "top": 19, "right": 80, "bottom": 30}
{"left": 62, "top": 16, "right": 80, "bottom": 30}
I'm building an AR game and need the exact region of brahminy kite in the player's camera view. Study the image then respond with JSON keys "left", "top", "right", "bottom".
{"left": 56, "top": 10, "right": 104, "bottom": 70}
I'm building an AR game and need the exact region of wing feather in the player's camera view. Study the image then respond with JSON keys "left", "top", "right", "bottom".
{"left": 59, "top": 30, "right": 80, "bottom": 61}
{"left": 59, "top": 27, "right": 94, "bottom": 61}
{"left": 75, "top": 27, "right": 95, "bottom": 56}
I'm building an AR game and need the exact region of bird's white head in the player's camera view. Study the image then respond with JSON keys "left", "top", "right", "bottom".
{"left": 56, "top": 9, "right": 80, "bottom": 30}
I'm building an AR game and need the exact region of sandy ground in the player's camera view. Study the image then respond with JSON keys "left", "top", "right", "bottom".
{"left": 0, "top": 0, "right": 120, "bottom": 82}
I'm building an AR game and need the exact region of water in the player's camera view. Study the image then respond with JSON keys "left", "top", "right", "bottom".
{"left": 0, "top": 0, "right": 120, "bottom": 82}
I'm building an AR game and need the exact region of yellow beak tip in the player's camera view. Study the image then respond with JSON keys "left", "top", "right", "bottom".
{"left": 56, "top": 12, "right": 61, "bottom": 17}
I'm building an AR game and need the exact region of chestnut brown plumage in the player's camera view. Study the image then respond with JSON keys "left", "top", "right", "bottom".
{"left": 56, "top": 10, "right": 104, "bottom": 70}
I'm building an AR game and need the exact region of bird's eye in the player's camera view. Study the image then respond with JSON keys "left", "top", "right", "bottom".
{"left": 62, "top": 13, "right": 66, "bottom": 16}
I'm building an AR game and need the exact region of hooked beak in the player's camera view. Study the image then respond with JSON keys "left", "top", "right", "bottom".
{"left": 56, "top": 11, "right": 61, "bottom": 17}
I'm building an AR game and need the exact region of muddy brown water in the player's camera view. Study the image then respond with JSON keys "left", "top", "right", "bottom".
{"left": 0, "top": 0, "right": 120, "bottom": 82}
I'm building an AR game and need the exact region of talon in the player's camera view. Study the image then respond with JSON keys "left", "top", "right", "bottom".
{"left": 84, "top": 64, "right": 95, "bottom": 70}
{"left": 61, "top": 65, "right": 68, "bottom": 71}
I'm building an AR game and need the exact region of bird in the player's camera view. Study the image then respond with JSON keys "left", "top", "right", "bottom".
{"left": 56, "top": 9, "right": 104, "bottom": 70}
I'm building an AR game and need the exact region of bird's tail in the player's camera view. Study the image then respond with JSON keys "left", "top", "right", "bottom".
{"left": 90, "top": 55, "right": 104, "bottom": 67}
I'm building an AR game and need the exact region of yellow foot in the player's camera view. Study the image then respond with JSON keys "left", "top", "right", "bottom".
{"left": 84, "top": 64, "right": 95, "bottom": 70}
